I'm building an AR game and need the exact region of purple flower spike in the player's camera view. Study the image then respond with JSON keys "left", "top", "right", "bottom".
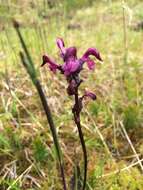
{"left": 42, "top": 37, "right": 102, "bottom": 80}
{"left": 62, "top": 59, "right": 80, "bottom": 76}
{"left": 83, "top": 91, "right": 97, "bottom": 100}
{"left": 82, "top": 47, "right": 103, "bottom": 62}
{"left": 41, "top": 38, "right": 102, "bottom": 190}
{"left": 41, "top": 55, "right": 60, "bottom": 73}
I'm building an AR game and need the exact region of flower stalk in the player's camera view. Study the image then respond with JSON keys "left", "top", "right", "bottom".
{"left": 73, "top": 90, "right": 87, "bottom": 190}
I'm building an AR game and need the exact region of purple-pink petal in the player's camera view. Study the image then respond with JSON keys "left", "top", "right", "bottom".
{"left": 62, "top": 60, "right": 80, "bottom": 76}
{"left": 84, "top": 91, "right": 96, "bottom": 100}
{"left": 86, "top": 58, "right": 95, "bottom": 70}
{"left": 82, "top": 47, "right": 103, "bottom": 61}
{"left": 56, "top": 38, "right": 66, "bottom": 55}
{"left": 62, "top": 47, "right": 80, "bottom": 76}
{"left": 64, "top": 47, "right": 77, "bottom": 61}
{"left": 42, "top": 55, "right": 59, "bottom": 73}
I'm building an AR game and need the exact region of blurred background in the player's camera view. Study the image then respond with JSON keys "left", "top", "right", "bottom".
{"left": 0, "top": 0, "right": 143, "bottom": 189}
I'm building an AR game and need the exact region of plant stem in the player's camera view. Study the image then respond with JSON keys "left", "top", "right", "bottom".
{"left": 19, "top": 52, "right": 67, "bottom": 190}
{"left": 74, "top": 91, "right": 87, "bottom": 190}
{"left": 35, "top": 80, "right": 67, "bottom": 190}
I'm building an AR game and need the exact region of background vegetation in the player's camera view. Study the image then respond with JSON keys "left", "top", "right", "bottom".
{"left": 0, "top": 0, "right": 143, "bottom": 189}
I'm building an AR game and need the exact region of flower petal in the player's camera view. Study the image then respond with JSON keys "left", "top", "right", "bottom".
{"left": 86, "top": 58, "right": 95, "bottom": 70}
{"left": 56, "top": 38, "right": 66, "bottom": 55}
{"left": 83, "top": 91, "right": 96, "bottom": 100}
{"left": 41, "top": 55, "right": 60, "bottom": 73}
{"left": 82, "top": 47, "right": 103, "bottom": 61}
{"left": 62, "top": 47, "right": 81, "bottom": 76}
{"left": 64, "top": 47, "right": 77, "bottom": 61}
{"left": 62, "top": 60, "right": 82, "bottom": 76}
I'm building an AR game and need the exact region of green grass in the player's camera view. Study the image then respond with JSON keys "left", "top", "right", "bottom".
{"left": 0, "top": 0, "right": 143, "bottom": 189}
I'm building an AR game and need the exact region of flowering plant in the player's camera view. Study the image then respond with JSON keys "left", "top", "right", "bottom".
{"left": 42, "top": 38, "right": 102, "bottom": 190}
{"left": 14, "top": 17, "right": 102, "bottom": 190}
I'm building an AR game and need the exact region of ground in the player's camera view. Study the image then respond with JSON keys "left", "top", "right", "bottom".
{"left": 0, "top": 0, "right": 143, "bottom": 189}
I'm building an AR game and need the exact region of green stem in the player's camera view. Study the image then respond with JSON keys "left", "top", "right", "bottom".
{"left": 15, "top": 25, "right": 67, "bottom": 189}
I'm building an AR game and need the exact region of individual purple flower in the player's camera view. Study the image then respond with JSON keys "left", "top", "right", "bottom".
{"left": 61, "top": 47, "right": 83, "bottom": 76}
{"left": 41, "top": 55, "right": 61, "bottom": 73}
{"left": 81, "top": 47, "right": 103, "bottom": 62}
{"left": 82, "top": 90, "right": 97, "bottom": 100}
{"left": 80, "top": 48, "right": 103, "bottom": 70}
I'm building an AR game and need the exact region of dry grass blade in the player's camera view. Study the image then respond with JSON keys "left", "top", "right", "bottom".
{"left": 100, "top": 158, "right": 143, "bottom": 178}
{"left": 6, "top": 164, "right": 33, "bottom": 190}
{"left": 120, "top": 121, "right": 143, "bottom": 172}
{"left": 84, "top": 109, "right": 115, "bottom": 160}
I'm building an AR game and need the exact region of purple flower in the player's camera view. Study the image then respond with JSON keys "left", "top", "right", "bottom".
{"left": 81, "top": 48, "right": 103, "bottom": 62}
{"left": 80, "top": 48, "right": 103, "bottom": 70}
{"left": 62, "top": 47, "right": 82, "bottom": 76}
{"left": 42, "top": 38, "right": 102, "bottom": 104}
{"left": 42, "top": 38, "right": 102, "bottom": 77}
{"left": 41, "top": 55, "right": 61, "bottom": 73}
{"left": 82, "top": 91, "right": 96, "bottom": 100}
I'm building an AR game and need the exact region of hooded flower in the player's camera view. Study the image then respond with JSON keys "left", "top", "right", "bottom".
{"left": 82, "top": 90, "right": 97, "bottom": 100}
{"left": 61, "top": 47, "right": 82, "bottom": 76}
{"left": 41, "top": 55, "right": 61, "bottom": 73}
{"left": 80, "top": 48, "right": 103, "bottom": 70}
{"left": 42, "top": 38, "right": 102, "bottom": 77}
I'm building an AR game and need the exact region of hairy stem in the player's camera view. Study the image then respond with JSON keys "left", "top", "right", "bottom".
{"left": 74, "top": 91, "right": 87, "bottom": 190}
